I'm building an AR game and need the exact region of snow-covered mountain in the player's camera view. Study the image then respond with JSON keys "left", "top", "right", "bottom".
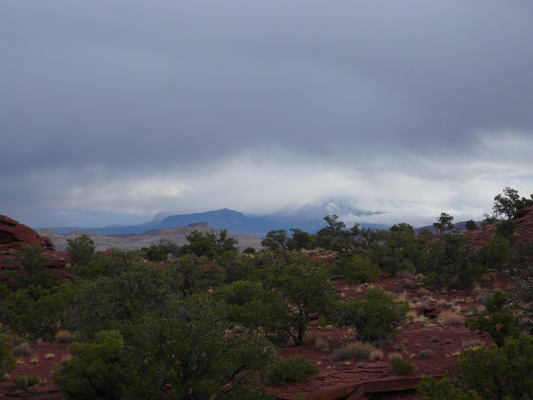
{"left": 270, "top": 199, "right": 379, "bottom": 221}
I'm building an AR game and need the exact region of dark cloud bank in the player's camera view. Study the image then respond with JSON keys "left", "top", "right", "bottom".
{"left": 1, "top": 1, "right": 532, "bottom": 228}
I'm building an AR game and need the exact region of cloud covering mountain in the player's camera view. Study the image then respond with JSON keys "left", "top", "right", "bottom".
{"left": 2, "top": 1, "right": 533, "bottom": 229}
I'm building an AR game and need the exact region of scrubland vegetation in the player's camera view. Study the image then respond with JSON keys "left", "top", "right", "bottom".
{"left": 0, "top": 187, "right": 532, "bottom": 399}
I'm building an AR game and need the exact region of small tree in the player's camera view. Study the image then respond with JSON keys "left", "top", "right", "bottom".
{"left": 465, "top": 220, "right": 478, "bottom": 231}
{"left": 466, "top": 291, "right": 521, "bottom": 347}
{"left": 337, "top": 288, "right": 409, "bottom": 343}
{"left": 315, "top": 215, "right": 351, "bottom": 251}
{"left": 289, "top": 228, "right": 313, "bottom": 250}
{"left": 66, "top": 234, "right": 95, "bottom": 265}
{"left": 259, "top": 252, "right": 338, "bottom": 346}
{"left": 334, "top": 255, "right": 380, "bottom": 282}
{"left": 54, "top": 330, "right": 134, "bottom": 400}
{"left": 455, "top": 335, "right": 533, "bottom": 400}
{"left": 261, "top": 230, "right": 290, "bottom": 252}
{"left": 491, "top": 187, "right": 532, "bottom": 219}
{"left": 433, "top": 213, "right": 454, "bottom": 236}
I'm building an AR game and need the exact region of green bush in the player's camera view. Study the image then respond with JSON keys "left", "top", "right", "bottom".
{"left": 0, "top": 333, "right": 16, "bottom": 379}
{"left": 142, "top": 243, "right": 168, "bottom": 262}
{"left": 455, "top": 335, "right": 533, "bottom": 400}
{"left": 337, "top": 288, "right": 409, "bottom": 342}
{"left": 263, "top": 357, "right": 319, "bottom": 385}
{"left": 14, "top": 375, "right": 40, "bottom": 390}
{"left": 465, "top": 291, "right": 520, "bottom": 347}
{"left": 422, "top": 234, "right": 489, "bottom": 288}
{"left": 417, "top": 376, "right": 480, "bottom": 400}
{"left": 54, "top": 330, "right": 133, "bottom": 400}
{"left": 419, "top": 335, "right": 533, "bottom": 400}
{"left": 66, "top": 234, "right": 95, "bottom": 265}
{"left": 334, "top": 255, "right": 380, "bottom": 283}
{"left": 392, "top": 357, "right": 413, "bottom": 375}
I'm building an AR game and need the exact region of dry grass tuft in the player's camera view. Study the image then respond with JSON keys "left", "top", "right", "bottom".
{"left": 438, "top": 311, "right": 464, "bottom": 326}
{"left": 368, "top": 350, "right": 384, "bottom": 361}
{"left": 55, "top": 330, "right": 75, "bottom": 343}
{"left": 416, "top": 349, "right": 435, "bottom": 359}
{"left": 388, "top": 352, "right": 403, "bottom": 361}
{"left": 462, "top": 339, "right": 484, "bottom": 349}
{"left": 333, "top": 341, "right": 377, "bottom": 361}
{"left": 12, "top": 343, "right": 31, "bottom": 357}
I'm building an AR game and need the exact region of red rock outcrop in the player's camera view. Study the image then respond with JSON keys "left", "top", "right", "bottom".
{"left": 0, "top": 215, "right": 55, "bottom": 255}
{"left": 0, "top": 215, "right": 69, "bottom": 278}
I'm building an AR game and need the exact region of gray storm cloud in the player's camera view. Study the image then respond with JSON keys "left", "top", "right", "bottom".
{"left": 1, "top": 1, "right": 532, "bottom": 227}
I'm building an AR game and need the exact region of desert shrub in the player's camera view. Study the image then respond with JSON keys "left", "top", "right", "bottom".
{"left": 392, "top": 358, "right": 413, "bottom": 375}
{"left": 141, "top": 242, "right": 169, "bottom": 262}
{"left": 422, "top": 234, "right": 488, "bottom": 288}
{"left": 429, "top": 336, "right": 440, "bottom": 343}
{"left": 242, "top": 247, "right": 256, "bottom": 254}
{"left": 14, "top": 374, "right": 40, "bottom": 390}
{"left": 66, "top": 234, "right": 96, "bottom": 265}
{"left": 421, "top": 272, "right": 450, "bottom": 291}
{"left": 462, "top": 340, "right": 483, "bottom": 349}
{"left": 54, "top": 330, "right": 134, "bottom": 400}
{"left": 213, "top": 251, "right": 258, "bottom": 283}
{"left": 3, "top": 245, "right": 56, "bottom": 290}
{"left": 333, "top": 255, "right": 380, "bottom": 283}
{"left": 465, "top": 291, "right": 521, "bottom": 347}
{"left": 495, "top": 220, "right": 517, "bottom": 242}
{"left": 0, "top": 333, "right": 16, "bottom": 379}
{"left": 45, "top": 353, "right": 55, "bottom": 359}
{"left": 388, "top": 352, "right": 403, "bottom": 361}
{"left": 333, "top": 341, "right": 377, "bottom": 360}
{"left": 55, "top": 330, "right": 75, "bottom": 343}
{"left": 368, "top": 349, "right": 384, "bottom": 361}
{"left": 12, "top": 343, "right": 31, "bottom": 357}
{"left": 257, "top": 252, "right": 338, "bottom": 346}
{"left": 263, "top": 357, "right": 319, "bottom": 385}
{"left": 0, "top": 283, "right": 7, "bottom": 300}
{"left": 420, "top": 335, "right": 533, "bottom": 400}
{"left": 416, "top": 349, "right": 434, "bottom": 359}
{"left": 437, "top": 311, "right": 464, "bottom": 326}
{"left": 9, "top": 333, "right": 25, "bottom": 346}
{"left": 0, "top": 282, "right": 72, "bottom": 340}
{"left": 454, "top": 335, "right": 533, "bottom": 400}
{"left": 337, "top": 288, "right": 409, "bottom": 342}
{"left": 417, "top": 375, "right": 481, "bottom": 400}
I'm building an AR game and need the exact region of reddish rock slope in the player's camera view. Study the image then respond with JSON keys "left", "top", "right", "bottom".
{"left": 0, "top": 215, "right": 69, "bottom": 277}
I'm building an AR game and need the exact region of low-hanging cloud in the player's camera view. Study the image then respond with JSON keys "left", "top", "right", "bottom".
{"left": 1, "top": 1, "right": 532, "bottom": 228}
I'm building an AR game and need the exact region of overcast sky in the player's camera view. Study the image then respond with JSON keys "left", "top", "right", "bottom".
{"left": 2, "top": 1, "right": 533, "bottom": 229}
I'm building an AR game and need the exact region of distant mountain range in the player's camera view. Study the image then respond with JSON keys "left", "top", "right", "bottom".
{"left": 43, "top": 199, "right": 387, "bottom": 237}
